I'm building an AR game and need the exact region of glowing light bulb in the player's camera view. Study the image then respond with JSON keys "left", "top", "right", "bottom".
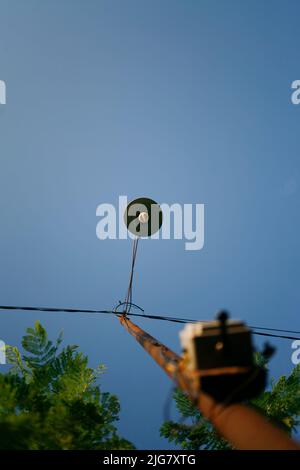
{"left": 138, "top": 211, "right": 149, "bottom": 224}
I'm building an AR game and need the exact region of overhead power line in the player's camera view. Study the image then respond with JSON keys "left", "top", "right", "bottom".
{"left": 0, "top": 305, "right": 299, "bottom": 341}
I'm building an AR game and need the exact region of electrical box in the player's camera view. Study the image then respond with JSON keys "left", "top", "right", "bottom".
{"left": 180, "top": 312, "right": 267, "bottom": 403}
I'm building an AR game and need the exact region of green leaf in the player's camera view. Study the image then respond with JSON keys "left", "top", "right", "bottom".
{"left": 0, "top": 322, "right": 135, "bottom": 450}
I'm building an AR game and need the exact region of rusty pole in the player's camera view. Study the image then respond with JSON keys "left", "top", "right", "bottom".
{"left": 118, "top": 314, "right": 199, "bottom": 400}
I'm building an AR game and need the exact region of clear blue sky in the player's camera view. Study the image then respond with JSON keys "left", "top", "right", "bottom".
{"left": 0, "top": 0, "right": 300, "bottom": 449}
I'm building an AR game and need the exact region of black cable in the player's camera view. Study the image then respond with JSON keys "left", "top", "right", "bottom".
{"left": 251, "top": 331, "right": 300, "bottom": 341}
{"left": 249, "top": 325, "right": 300, "bottom": 334}
{"left": 0, "top": 305, "right": 299, "bottom": 340}
{"left": 123, "top": 237, "right": 139, "bottom": 314}
{"left": 0, "top": 305, "right": 189, "bottom": 324}
{"left": 0, "top": 305, "right": 113, "bottom": 314}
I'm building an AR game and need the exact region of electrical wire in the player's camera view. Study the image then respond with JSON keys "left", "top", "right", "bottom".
{"left": 122, "top": 237, "right": 139, "bottom": 314}
{"left": 250, "top": 331, "right": 300, "bottom": 341}
{"left": 0, "top": 305, "right": 299, "bottom": 341}
{"left": 0, "top": 305, "right": 195, "bottom": 324}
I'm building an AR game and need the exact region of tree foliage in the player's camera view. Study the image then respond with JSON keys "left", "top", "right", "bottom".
{"left": 160, "top": 358, "right": 300, "bottom": 450}
{"left": 0, "top": 321, "right": 134, "bottom": 450}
